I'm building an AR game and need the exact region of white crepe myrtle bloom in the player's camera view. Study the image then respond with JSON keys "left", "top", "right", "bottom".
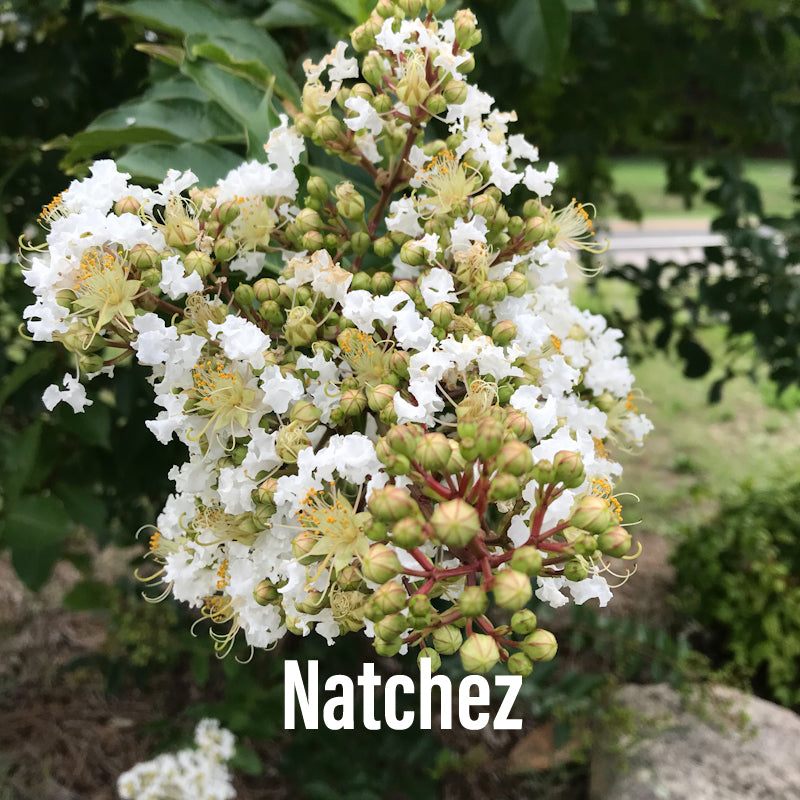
{"left": 22, "top": 2, "right": 649, "bottom": 678}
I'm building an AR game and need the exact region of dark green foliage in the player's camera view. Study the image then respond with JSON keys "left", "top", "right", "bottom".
{"left": 672, "top": 479, "right": 800, "bottom": 707}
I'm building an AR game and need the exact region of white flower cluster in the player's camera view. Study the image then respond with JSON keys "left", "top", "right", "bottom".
{"left": 117, "top": 718, "right": 236, "bottom": 800}
{"left": 22, "top": 2, "right": 651, "bottom": 675}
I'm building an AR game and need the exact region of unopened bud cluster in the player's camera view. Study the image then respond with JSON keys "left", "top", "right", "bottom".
{"left": 22, "top": 1, "right": 651, "bottom": 674}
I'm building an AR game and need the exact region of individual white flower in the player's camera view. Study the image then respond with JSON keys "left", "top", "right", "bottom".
{"left": 344, "top": 96, "right": 383, "bottom": 136}
{"left": 159, "top": 254, "right": 204, "bottom": 299}
{"left": 42, "top": 373, "right": 93, "bottom": 413}
{"left": 207, "top": 316, "right": 271, "bottom": 370}
{"left": 419, "top": 267, "right": 457, "bottom": 308}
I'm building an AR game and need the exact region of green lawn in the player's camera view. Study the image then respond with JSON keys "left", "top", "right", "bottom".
{"left": 601, "top": 158, "right": 795, "bottom": 219}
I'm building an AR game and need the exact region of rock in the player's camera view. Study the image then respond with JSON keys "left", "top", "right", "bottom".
{"left": 506, "top": 719, "right": 582, "bottom": 773}
{"left": 590, "top": 683, "right": 800, "bottom": 800}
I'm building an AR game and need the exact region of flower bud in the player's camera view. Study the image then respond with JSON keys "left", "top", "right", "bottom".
{"left": 476, "top": 417, "right": 504, "bottom": 459}
{"left": 211, "top": 236, "right": 236, "bottom": 262}
{"left": 379, "top": 400, "right": 398, "bottom": 425}
{"left": 396, "top": 61, "right": 430, "bottom": 108}
{"left": 114, "top": 195, "right": 141, "bottom": 216}
{"left": 400, "top": 239, "right": 429, "bottom": 267}
{"left": 552, "top": 450, "right": 585, "bottom": 489}
{"left": 418, "top": 648, "right": 442, "bottom": 672}
{"left": 361, "top": 543, "right": 403, "bottom": 583}
{"left": 430, "top": 499, "right": 481, "bottom": 548}
{"left": 520, "top": 629, "right": 558, "bottom": 662}
{"left": 491, "top": 319, "right": 517, "bottom": 347}
{"left": 234, "top": 283, "right": 256, "bottom": 309}
{"left": 487, "top": 473, "right": 521, "bottom": 503}
{"left": 386, "top": 424, "right": 420, "bottom": 458}
{"left": 426, "top": 0, "right": 446, "bottom": 12}
{"left": 374, "top": 236, "right": 394, "bottom": 257}
{"left": 493, "top": 569, "right": 532, "bottom": 611}
{"left": 290, "top": 399, "right": 321, "bottom": 429}
{"left": 569, "top": 529, "right": 597, "bottom": 557}
{"left": 510, "top": 546, "right": 542, "bottom": 576}
{"left": 505, "top": 409, "right": 534, "bottom": 442}
{"left": 504, "top": 271, "right": 528, "bottom": 297}
{"left": 334, "top": 181, "right": 366, "bottom": 219}
{"left": 524, "top": 216, "right": 546, "bottom": 242}
{"left": 292, "top": 531, "right": 318, "bottom": 564}
{"left": 373, "top": 581, "right": 408, "bottom": 615}
{"left": 398, "top": 0, "right": 422, "bottom": 15}
{"left": 254, "top": 477, "right": 278, "bottom": 505}
{"left": 128, "top": 243, "right": 162, "bottom": 272}
{"left": 563, "top": 558, "right": 589, "bottom": 582}
{"left": 340, "top": 388, "right": 367, "bottom": 416}
{"left": 432, "top": 624, "right": 463, "bottom": 655}
{"left": 295, "top": 113, "right": 315, "bottom": 136}
{"left": 390, "top": 517, "right": 425, "bottom": 549}
{"left": 458, "top": 586, "right": 489, "bottom": 618}
{"left": 445, "top": 440, "right": 467, "bottom": 474}
{"left": 374, "top": 638, "right": 402, "bottom": 656}
{"left": 459, "top": 633, "right": 500, "bottom": 674}
{"left": 285, "top": 306, "right": 318, "bottom": 347}
{"left": 350, "top": 231, "right": 370, "bottom": 256}
{"left": 453, "top": 9, "right": 480, "bottom": 48}
{"left": 368, "top": 485, "right": 419, "bottom": 523}
{"left": 571, "top": 495, "right": 616, "bottom": 535}
{"left": 374, "top": 612, "right": 407, "bottom": 641}
{"left": 417, "top": 432, "right": 452, "bottom": 473}
{"left": 315, "top": 114, "right": 342, "bottom": 143}
{"left": 337, "top": 565, "right": 363, "bottom": 591}
{"left": 371, "top": 271, "right": 394, "bottom": 295}
{"left": 510, "top": 609, "right": 538, "bottom": 635}
{"left": 295, "top": 207, "right": 323, "bottom": 233}
{"left": 597, "top": 525, "right": 632, "bottom": 557}
{"left": 215, "top": 200, "right": 241, "bottom": 226}
{"left": 254, "top": 579, "right": 280, "bottom": 606}
{"left": 258, "top": 300, "right": 283, "bottom": 325}
{"left": 494, "top": 440, "right": 533, "bottom": 476}
{"left": 507, "top": 652, "right": 534, "bottom": 677}
{"left": 365, "top": 519, "right": 387, "bottom": 542}
{"left": 366, "top": 383, "right": 396, "bottom": 412}
{"left": 164, "top": 217, "right": 199, "bottom": 249}
{"left": 443, "top": 79, "right": 468, "bottom": 105}
{"left": 430, "top": 301, "right": 454, "bottom": 329}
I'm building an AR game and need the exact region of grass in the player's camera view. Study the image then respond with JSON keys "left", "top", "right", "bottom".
{"left": 576, "top": 279, "right": 800, "bottom": 538}
{"left": 601, "top": 158, "right": 795, "bottom": 219}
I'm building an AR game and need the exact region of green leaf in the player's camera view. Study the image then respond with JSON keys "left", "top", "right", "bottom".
{"left": 117, "top": 141, "right": 246, "bottom": 186}
{"left": 10, "top": 546, "right": 60, "bottom": 591}
{"left": 56, "top": 483, "right": 107, "bottom": 532}
{"left": 3, "top": 495, "right": 72, "bottom": 550}
{"left": 564, "top": 0, "right": 596, "bottom": 10}
{"left": 3, "top": 421, "right": 42, "bottom": 503}
{"left": 99, "top": 0, "right": 299, "bottom": 102}
{"left": 256, "top": 0, "right": 346, "bottom": 30}
{"left": 499, "top": 0, "right": 571, "bottom": 78}
{"left": 55, "top": 401, "right": 112, "bottom": 449}
{"left": 328, "top": 0, "right": 374, "bottom": 24}
{"left": 63, "top": 580, "right": 116, "bottom": 611}
{"left": 230, "top": 745, "right": 263, "bottom": 776}
{"left": 0, "top": 348, "right": 55, "bottom": 409}
{"left": 179, "top": 60, "right": 279, "bottom": 161}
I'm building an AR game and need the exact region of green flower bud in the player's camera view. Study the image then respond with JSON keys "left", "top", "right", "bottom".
{"left": 295, "top": 207, "right": 323, "bottom": 233}
{"left": 432, "top": 624, "right": 463, "bottom": 655}
{"left": 285, "top": 306, "right": 318, "bottom": 347}
{"left": 387, "top": 424, "right": 420, "bottom": 458}
{"left": 524, "top": 216, "right": 546, "bottom": 242}
{"left": 571, "top": 495, "right": 616, "bottom": 535}
{"left": 400, "top": 239, "right": 429, "bottom": 267}
{"left": 507, "top": 652, "right": 534, "bottom": 677}
{"left": 475, "top": 417, "right": 504, "bottom": 459}
{"left": 374, "top": 236, "right": 394, "bottom": 257}
{"left": 234, "top": 283, "right": 256, "bottom": 309}
{"left": 306, "top": 176, "right": 329, "bottom": 200}
{"left": 389, "top": 350, "right": 410, "bottom": 378}
{"left": 563, "top": 558, "right": 589, "bottom": 582}
{"left": 253, "top": 579, "right": 280, "bottom": 606}
{"left": 337, "top": 565, "right": 363, "bottom": 591}
{"left": 334, "top": 181, "right": 366, "bottom": 219}
{"left": 430, "top": 301, "right": 455, "bottom": 329}
{"left": 315, "top": 114, "right": 342, "bottom": 143}
{"left": 348, "top": 272, "right": 371, "bottom": 293}
{"left": 374, "top": 581, "right": 408, "bottom": 615}
{"left": 430, "top": 499, "right": 481, "bottom": 548}
{"left": 426, "top": 0, "right": 446, "bottom": 12}
{"left": 458, "top": 585, "right": 489, "bottom": 618}
{"left": 504, "top": 271, "right": 528, "bottom": 297}
{"left": 507, "top": 215, "right": 524, "bottom": 237}
{"left": 396, "top": 62, "right": 430, "bottom": 108}
{"left": 459, "top": 436, "right": 480, "bottom": 462}
{"left": 445, "top": 440, "right": 467, "bottom": 474}
{"left": 407, "top": 594, "right": 430, "bottom": 617}
{"left": 552, "top": 450, "right": 585, "bottom": 489}
{"left": 390, "top": 517, "right": 425, "bottom": 549}
{"left": 597, "top": 525, "right": 632, "bottom": 557}
{"left": 351, "top": 231, "right": 370, "bottom": 256}
{"left": 362, "top": 51, "right": 386, "bottom": 85}
{"left": 164, "top": 217, "right": 199, "bottom": 249}
{"left": 361, "top": 543, "right": 403, "bottom": 583}
{"left": 379, "top": 399, "right": 398, "bottom": 425}
{"left": 128, "top": 243, "right": 162, "bottom": 272}
{"left": 258, "top": 300, "right": 283, "bottom": 325}
{"left": 567, "top": 528, "right": 597, "bottom": 557}
{"left": 301, "top": 230, "right": 325, "bottom": 251}
{"left": 295, "top": 113, "right": 315, "bottom": 137}
{"left": 114, "top": 196, "right": 140, "bottom": 216}
{"left": 292, "top": 532, "right": 318, "bottom": 564}
{"left": 397, "top": 0, "right": 423, "bottom": 15}
{"left": 491, "top": 319, "right": 517, "bottom": 347}
{"left": 366, "top": 383, "right": 396, "bottom": 412}
{"left": 460, "top": 633, "right": 500, "bottom": 674}
{"left": 368, "top": 485, "right": 419, "bottom": 523}
{"left": 510, "top": 609, "right": 538, "bottom": 635}
{"left": 214, "top": 237, "right": 238, "bottom": 263}
{"left": 374, "top": 612, "right": 407, "bottom": 641}
{"left": 78, "top": 352, "right": 104, "bottom": 374}
{"left": 425, "top": 93, "right": 447, "bottom": 115}
{"left": 365, "top": 519, "right": 388, "bottom": 542}
{"left": 493, "top": 569, "right": 532, "bottom": 611}
{"left": 418, "top": 648, "right": 442, "bottom": 672}
{"left": 340, "top": 388, "right": 367, "bottom": 416}
{"left": 510, "top": 546, "right": 542, "bottom": 576}
{"left": 487, "top": 473, "right": 521, "bottom": 503}
{"left": 289, "top": 399, "right": 321, "bottom": 429}
{"left": 417, "top": 432, "right": 452, "bottom": 473}
{"left": 254, "top": 477, "right": 278, "bottom": 505}
{"left": 442, "top": 79, "right": 468, "bottom": 105}
{"left": 371, "top": 271, "right": 394, "bottom": 295}
{"left": 215, "top": 200, "right": 241, "bottom": 226}
{"left": 520, "top": 629, "right": 558, "bottom": 662}
{"left": 494, "top": 440, "right": 533, "bottom": 476}
{"left": 374, "top": 640, "right": 403, "bottom": 656}
{"left": 505, "top": 410, "right": 534, "bottom": 442}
